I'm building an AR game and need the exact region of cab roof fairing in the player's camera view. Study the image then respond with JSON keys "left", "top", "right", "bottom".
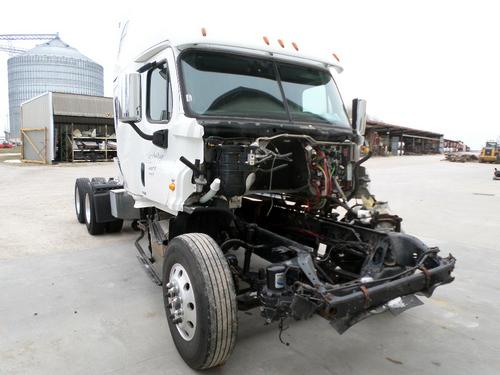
{"left": 132, "top": 39, "right": 344, "bottom": 72}
{"left": 172, "top": 40, "right": 344, "bottom": 73}
{"left": 115, "top": 25, "right": 345, "bottom": 78}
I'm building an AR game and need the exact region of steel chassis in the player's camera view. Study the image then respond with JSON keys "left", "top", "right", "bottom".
{"left": 133, "top": 200, "right": 456, "bottom": 333}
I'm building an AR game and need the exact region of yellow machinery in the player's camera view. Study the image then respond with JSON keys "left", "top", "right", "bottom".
{"left": 479, "top": 141, "right": 499, "bottom": 163}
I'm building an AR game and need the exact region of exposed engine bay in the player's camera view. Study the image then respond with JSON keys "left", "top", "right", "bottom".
{"left": 205, "top": 134, "right": 354, "bottom": 201}
{"left": 150, "top": 133, "right": 456, "bottom": 332}
{"left": 197, "top": 133, "right": 401, "bottom": 230}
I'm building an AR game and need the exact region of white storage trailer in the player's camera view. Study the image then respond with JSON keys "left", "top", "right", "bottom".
{"left": 20, "top": 92, "right": 115, "bottom": 163}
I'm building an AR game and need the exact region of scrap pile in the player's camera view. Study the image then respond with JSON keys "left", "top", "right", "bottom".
{"left": 444, "top": 152, "right": 479, "bottom": 163}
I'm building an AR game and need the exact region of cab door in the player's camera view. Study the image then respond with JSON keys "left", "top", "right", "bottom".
{"left": 142, "top": 48, "right": 204, "bottom": 212}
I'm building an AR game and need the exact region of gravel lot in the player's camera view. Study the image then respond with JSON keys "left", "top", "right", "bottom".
{"left": 1, "top": 155, "right": 499, "bottom": 374}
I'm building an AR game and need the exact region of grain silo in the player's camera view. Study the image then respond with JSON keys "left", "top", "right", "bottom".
{"left": 7, "top": 36, "right": 103, "bottom": 139}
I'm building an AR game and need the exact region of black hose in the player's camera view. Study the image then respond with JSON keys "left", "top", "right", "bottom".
{"left": 134, "top": 228, "right": 162, "bottom": 285}
{"left": 256, "top": 164, "right": 288, "bottom": 173}
{"left": 356, "top": 151, "right": 373, "bottom": 167}
{"left": 127, "top": 121, "right": 154, "bottom": 141}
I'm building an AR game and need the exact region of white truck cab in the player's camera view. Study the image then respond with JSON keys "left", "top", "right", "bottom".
{"left": 114, "top": 27, "right": 349, "bottom": 215}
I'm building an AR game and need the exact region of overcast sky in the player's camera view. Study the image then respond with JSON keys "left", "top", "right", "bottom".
{"left": 1, "top": 0, "right": 499, "bottom": 149}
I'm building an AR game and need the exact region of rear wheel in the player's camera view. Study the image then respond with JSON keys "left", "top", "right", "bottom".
{"left": 163, "top": 233, "right": 238, "bottom": 370}
{"left": 74, "top": 178, "right": 90, "bottom": 224}
{"left": 84, "top": 190, "right": 106, "bottom": 235}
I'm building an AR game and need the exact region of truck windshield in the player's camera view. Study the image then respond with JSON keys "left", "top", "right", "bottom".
{"left": 180, "top": 50, "right": 350, "bottom": 127}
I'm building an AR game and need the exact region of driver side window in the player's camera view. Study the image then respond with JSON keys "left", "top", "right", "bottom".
{"left": 147, "top": 63, "right": 173, "bottom": 122}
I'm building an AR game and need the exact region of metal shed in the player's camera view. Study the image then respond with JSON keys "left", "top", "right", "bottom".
{"left": 21, "top": 92, "right": 115, "bottom": 164}
{"left": 366, "top": 120, "right": 444, "bottom": 156}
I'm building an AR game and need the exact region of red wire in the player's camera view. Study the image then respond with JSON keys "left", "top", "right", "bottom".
{"left": 323, "top": 158, "right": 330, "bottom": 195}
{"left": 317, "top": 149, "right": 330, "bottom": 196}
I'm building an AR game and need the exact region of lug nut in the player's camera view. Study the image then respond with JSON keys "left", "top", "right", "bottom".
{"left": 172, "top": 317, "right": 182, "bottom": 324}
{"left": 169, "top": 286, "right": 178, "bottom": 293}
{"left": 167, "top": 286, "right": 178, "bottom": 297}
{"left": 172, "top": 297, "right": 182, "bottom": 308}
{"left": 166, "top": 282, "right": 174, "bottom": 289}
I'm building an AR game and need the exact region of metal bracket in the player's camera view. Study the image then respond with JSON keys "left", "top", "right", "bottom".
{"left": 285, "top": 246, "right": 327, "bottom": 294}
{"left": 359, "top": 285, "right": 371, "bottom": 307}
{"left": 419, "top": 265, "right": 432, "bottom": 290}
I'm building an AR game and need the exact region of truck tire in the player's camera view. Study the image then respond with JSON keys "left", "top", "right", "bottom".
{"left": 84, "top": 190, "right": 106, "bottom": 235}
{"left": 75, "top": 178, "right": 90, "bottom": 224}
{"left": 106, "top": 219, "right": 123, "bottom": 233}
{"left": 163, "top": 233, "right": 238, "bottom": 370}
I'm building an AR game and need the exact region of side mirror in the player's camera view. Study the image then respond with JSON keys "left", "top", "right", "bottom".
{"left": 117, "top": 73, "right": 142, "bottom": 123}
{"left": 351, "top": 98, "right": 367, "bottom": 137}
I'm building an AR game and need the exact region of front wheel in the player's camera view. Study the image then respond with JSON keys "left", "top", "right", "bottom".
{"left": 163, "top": 233, "right": 238, "bottom": 370}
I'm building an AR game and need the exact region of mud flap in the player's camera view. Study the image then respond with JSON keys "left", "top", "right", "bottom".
{"left": 330, "top": 294, "right": 423, "bottom": 334}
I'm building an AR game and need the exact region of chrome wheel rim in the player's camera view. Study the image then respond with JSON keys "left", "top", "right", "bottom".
{"left": 85, "top": 193, "right": 91, "bottom": 224}
{"left": 75, "top": 187, "right": 80, "bottom": 214}
{"left": 167, "top": 263, "right": 197, "bottom": 341}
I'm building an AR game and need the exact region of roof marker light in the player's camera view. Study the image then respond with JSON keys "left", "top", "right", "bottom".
{"left": 332, "top": 53, "right": 340, "bottom": 62}
{"left": 263, "top": 36, "right": 270, "bottom": 45}
{"left": 278, "top": 39, "right": 285, "bottom": 48}
{"left": 201, "top": 27, "right": 207, "bottom": 37}
{"left": 291, "top": 42, "right": 299, "bottom": 51}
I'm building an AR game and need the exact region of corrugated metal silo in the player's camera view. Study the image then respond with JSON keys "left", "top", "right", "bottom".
{"left": 7, "top": 37, "right": 103, "bottom": 139}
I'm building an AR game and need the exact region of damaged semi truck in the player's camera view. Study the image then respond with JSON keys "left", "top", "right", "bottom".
{"left": 73, "top": 26, "right": 456, "bottom": 370}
